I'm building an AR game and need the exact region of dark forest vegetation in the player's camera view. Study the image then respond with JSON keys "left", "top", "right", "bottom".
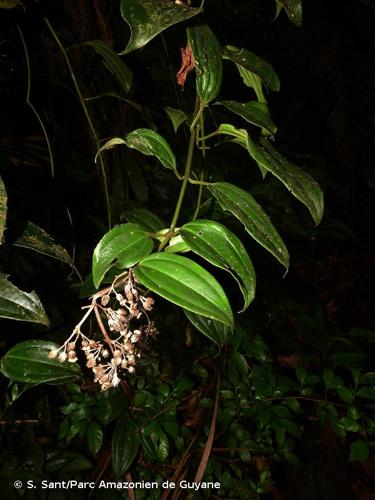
{"left": 0, "top": 0, "right": 375, "bottom": 498}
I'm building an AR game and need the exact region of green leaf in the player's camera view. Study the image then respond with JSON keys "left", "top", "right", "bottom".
{"left": 135, "top": 253, "right": 234, "bottom": 328}
{"left": 216, "top": 101, "right": 277, "bottom": 135}
{"left": 223, "top": 45, "right": 280, "bottom": 92}
{"left": 120, "top": 0, "right": 201, "bottom": 54}
{"left": 0, "top": 273, "right": 49, "bottom": 325}
{"left": 0, "top": 174, "right": 7, "bottom": 244}
{"left": 349, "top": 440, "right": 369, "bottom": 462}
{"left": 14, "top": 222, "right": 73, "bottom": 266}
{"left": 87, "top": 422, "right": 103, "bottom": 455}
{"left": 165, "top": 234, "right": 190, "bottom": 254}
{"left": 112, "top": 416, "right": 140, "bottom": 477}
{"left": 181, "top": 219, "right": 256, "bottom": 311}
{"left": 165, "top": 107, "right": 187, "bottom": 133}
{"left": 356, "top": 386, "right": 375, "bottom": 400}
{"left": 184, "top": 309, "right": 231, "bottom": 346}
{"left": 256, "top": 139, "right": 324, "bottom": 225}
{"left": 122, "top": 206, "right": 164, "bottom": 233}
{"left": 276, "top": 0, "right": 303, "bottom": 26}
{"left": 92, "top": 223, "right": 153, "bottom": 288}
{"left": 125, "top": 128, "right": 176, "bottom": 170}
{"left": 208, "top": 182, "right": 289, "bottom": 269}
{"left": 337, "top": 387, "right": 353, "bottom": 404}
{"left": 0, "top": 340, "right": 81, "bottom": 384}
{"left": 84, "top": 40, "right": 133, "bottom": 93}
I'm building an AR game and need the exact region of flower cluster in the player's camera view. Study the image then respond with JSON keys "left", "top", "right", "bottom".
{"left": 48, "top": 272, "right": 158, "bottom": 390}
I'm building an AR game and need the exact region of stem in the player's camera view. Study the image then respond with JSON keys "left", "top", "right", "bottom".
{"left": 17, "top": 26, "right": 55, "bottom": 179}
{"left": 193, "top": 112, "right": 206, "bottom": 220}
{"left": 158, "top": 97, "right": 200, "bottom": 251}
{"left": 44, "top": 17, "right": 111, "bottom": 228}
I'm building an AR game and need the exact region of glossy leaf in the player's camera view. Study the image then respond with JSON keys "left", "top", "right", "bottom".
{"left": 216, "top": 100, "right": 277, "bottom": 134}
{"left": 184, "top": 309, "right": 230, "bottom": 346}
{"left": 254, "top": 138, "right": 324, "bottom": 225}
{"left": 135, "top": 253, "right": 234, "bottom": 328}
{"left": 165, "top": 234, "right": 190, "bottom": 254}
{"left": 276, "top": 0, "right": 303, "bottom": 26}
{"left": 112, "top": 416, "right": 140, "bottom": 477}
{"left": 122, "top": 206, "right": 164, "bottom": 233}
{"left": 125, "top": 129, "right": 176, "bottom": 170}
{"left": 87, "top": 422, "right": 103, "bottom": 455}
{"left": 92, "top": 223, "right": 153, "bottom": 288}
{"left": 0, "top": 340, "right": 81, "bottom": 384}
{"left": 208, "top": 182, "right": 289, "bottom": 269}
{"left": 0, "top": 174, "right": 6, "bottom": 244}
{"left": 0, "top": 273, "right": 50, "bottom": 325}
{"left": 84, "top": 40, "right": 133, "bottom": 93}
{"left": 120, "top": 0, "right": 200, "bottom": 54}
{"left": 165, "top": 107, "right": 187, "bottom": 133}
{"left": 181, "top": 219, "right": 255, "bottom": 311}
{"left": 223, "top": 45, "right": 280, "bottom": 92}
{"left": 14, "top": 222, "right": 73, "bottom": 266}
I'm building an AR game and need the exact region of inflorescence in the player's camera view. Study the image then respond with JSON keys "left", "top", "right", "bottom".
{"left": 48, "top": 271, "right": 158, "bottom": 390}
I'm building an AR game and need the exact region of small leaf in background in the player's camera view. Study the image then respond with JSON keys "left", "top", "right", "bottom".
{"left": 356, "top": 386, "right": 375, "bottom": 400}
{"left": 112, "top": 416, "right": 140, "bottom": 477}
{"left": 165, "top": 107, "right": 187, "bottom": 133}
{"left": 122, "top": 206, "right": 164, "bottom": 233}
{"left": 349, "top": 440, "right": 370, "bottom": 462}
{"left": 276, "top": 0, "right": 303, "bottom": 26}
{"left": 0, "top": 273, "right": 49, "bottom": 325}
{"left": 0, "top": 0, "right": 21, "bottom": 8}
{"left": 216, "top": 101, "right": 277, "bottom": 135}
{"left": 0, "top": 340, "right": 81, "bottom": 384}
{"left": 164, "top": 234, "right": 190, "bottom": 254}
{"left": 257, "top": 139, "right": 324, "bottom": 225}
{"left": 84, "top": 40, "right": 133, "bottom": 93}
{"left": 0, "top": 174, "right": 7, "bottom": 243}
{"left": 208, "top": 182, "right": 289, "bottom": 269}
{"left": 181, "top": 219, "right": 256, "bottom": 311}
{"left": 87, "top": 422, "right": 103, "bottom": 455}
{"left": 92, "top": 223, "right": 153, "bottom": 288}
{"left": 135, "top": 253, "right": 234, "bottom": 328}
{"left": 120, "top": 0, "right": 201, "bottom": 54}
{"left": 95, "top": 137, "right": 126, "bottom": 161}
{"left": 223, "top": 45, "right": 280, "bottom": 92}
{"left": 14, "top": 221, "right": 73, "bottom": 266}
{"left": 125, "top": 129, "right": 176, "bottom": 171}
{"left": 184, "top": 309, "right": 231, "bottom": 346}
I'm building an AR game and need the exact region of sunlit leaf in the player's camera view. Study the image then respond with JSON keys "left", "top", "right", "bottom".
{"left": 224, "top": 45, "right": 280, "bottom": 92}
{"left": 125, "top": 129, "right": 176, "bottom": 170}
{"left": 84, "top": 40, "right": 133, "bottom": 93}
{"left": 0, "top": 273, "right": 49, "bottom": 326}
{"left": 112, "top": 416, "right": 140, "bottom": 477}
{"left": 92, "top": 223, "right": 153, "bottom": 288}
{"left": 208, "top": 182, "right": 289, "bottom": 269}
{"left": 135, "top": 253, "right": 234, "bottom": 328}
{"left": 14, "top": 222, "right": 73, "bottom": 266}
{"left": 0, "top": 340, "right": 81, "bottom": 384}
{"left": 120, "top": 0, "right": 201, "bottom": 54}
{"left": 216, "top": 101, "right": 277, "bottom": 134}
{"left": 181, "top": 220, "right": 255, "bottom": 311}
{"left": 276, "top": 0, "right": 303, "bottom": 26}
{"left": 0, "top": 174, "right": 6, "bottom": 244}
{"left": 0, "top": 0, "right": 22, "bottom": 8}
{"left": 184, "top": 309, "right": 230, "bottom": 346}
{"left": 165, "top": 107, "right": 187, "bottom": 133}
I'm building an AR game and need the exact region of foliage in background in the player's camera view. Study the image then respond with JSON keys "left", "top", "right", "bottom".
{"left": 0, "top": 0, "right": 374, "bottom": 498}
